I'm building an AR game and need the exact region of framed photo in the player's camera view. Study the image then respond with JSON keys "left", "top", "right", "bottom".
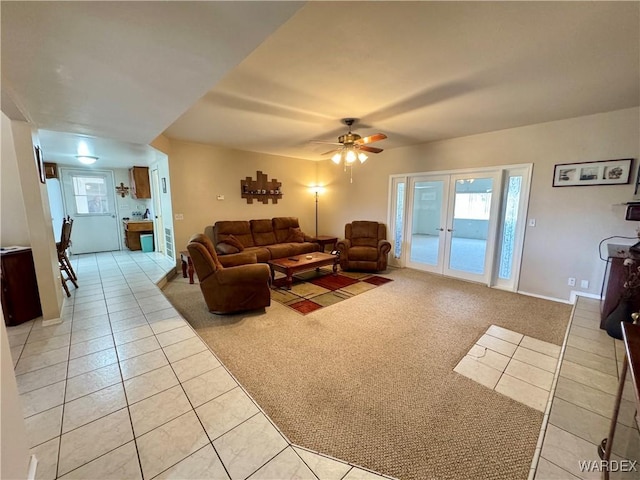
{"left": 161, "top": 177, "right": 167, "bottom": 193}
{"left": 35, "top": 146, "right": 46, "bottom": 184}
{"left": 552, "top": 158, "right": 633, "bottom": 187}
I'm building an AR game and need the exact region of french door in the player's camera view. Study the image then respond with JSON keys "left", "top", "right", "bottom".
{"left": 389, "top": 165, "right": 531, "bottom": 290}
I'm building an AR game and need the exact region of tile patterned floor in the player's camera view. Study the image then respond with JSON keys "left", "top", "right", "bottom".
{"left": 534, "top": 297, "right": 639, "bottom": 480}
{"left": 8, "top": 250, "right": 392, "bottom": 480}
{"left": 454, "top": 324, "right": 561, "bottom": 412}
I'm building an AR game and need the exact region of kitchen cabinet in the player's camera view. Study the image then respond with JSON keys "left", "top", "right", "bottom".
{"left": 124, "top": 220, "right": 154, "bottom": 250}
{"left": 1, "top": 247, "right": 42, "bottom": 326}
{"left": 129, "top": 166, "right": 151, "bottom": 199}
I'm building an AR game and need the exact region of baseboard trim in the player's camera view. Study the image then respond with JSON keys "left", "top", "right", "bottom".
{"left": 41, "top": 317, "right": 62, "bottom": 327}
{"left": 517, "top": 290, "right": 571, "bottom": 305}
{"left": 27, "top": 454, "right": 38, "bottom": 480}
{"left": 569, "top": 290, "right": 602, "bottom": 304}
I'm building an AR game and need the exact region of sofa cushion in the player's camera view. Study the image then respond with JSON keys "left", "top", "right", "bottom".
{"left": 273, "top": 217, "right": 301, "bottom": 243}
{"left": 214, "top": 221, "right": 254, "bottom": 248}
{"left": 288, "top": 242, "right": 322, "bottom": 256}
{"left": 216, "top": 242, "right": 240, "bottom": 255}
{"left": 222, "top": 234, "right": 244, "bottom": 250}
{"left": 250, "top": 219, "right": 277, "bottom": 246}
{"left": 351, "top": 221, "right": 380, "bottom": 248}
{"left": 286, "top": 227, "right": 305, "bottom": 243}
{"left": 348, "top": 246, "right": 379, "bottom": 262}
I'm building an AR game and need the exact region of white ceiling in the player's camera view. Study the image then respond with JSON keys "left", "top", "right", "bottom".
{"left": 2, "top": 2, "right": 639, "bottom": 167}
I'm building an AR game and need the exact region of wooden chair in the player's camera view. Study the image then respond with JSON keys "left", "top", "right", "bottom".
{"left": 57, "top": 216, "right": 78, "bottom": 296}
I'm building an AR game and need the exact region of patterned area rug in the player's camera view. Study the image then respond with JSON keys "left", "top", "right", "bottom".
{"left": 270, "top": 267, "right": 393, "bottom": 315}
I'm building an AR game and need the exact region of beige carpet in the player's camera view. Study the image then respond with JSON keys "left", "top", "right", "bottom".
{"left": 162, "top": 268, "right": 572, "bottom": 480}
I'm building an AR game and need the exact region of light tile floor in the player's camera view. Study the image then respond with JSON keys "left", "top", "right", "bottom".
{"left": 454, "top": 299, "right": 639, "bottom": 480}
{"left": 534, "top": 297, "right": 639, "bottom": 480}
{"left": 8, "top": 250, "right": 392, "bottom": 480}
{"left": 454, "top": 324, "right": 561, "bottom": 412}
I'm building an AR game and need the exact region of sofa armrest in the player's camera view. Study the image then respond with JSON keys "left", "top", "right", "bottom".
{"left": 219, "top": 252, "right": 258, "bottom": 268}
{"left": 378, "top": 239, "right": 392, "bottom": 255}
{"left": 215, "top": 263, "right": 271, "bottom": 286}
{"left": 336, "top": 239, "right": 351, "bottom": 259}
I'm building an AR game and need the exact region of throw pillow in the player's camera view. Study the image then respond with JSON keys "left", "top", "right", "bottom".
{"left": 219, "top": 234, "right": 244, "bottom": 252}
{"left": 286, "top": 227, "right": 305, "bottom": 243}
{"left": 216, "top": 242, "right": 239, "bottom": 255}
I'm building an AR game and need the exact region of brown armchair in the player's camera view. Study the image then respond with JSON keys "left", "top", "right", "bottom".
{"left": 336, "top": 221, "right": 391, "bottom": 272}
{"left": 187, "top": 233, "right": 271, "bottom": 314}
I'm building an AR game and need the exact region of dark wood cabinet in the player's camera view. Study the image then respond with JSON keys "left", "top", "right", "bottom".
{"left": 129, "top": 166, "right": 151, "bottom": 199}
{"left": 1, "top": 248, "right": 42, "bottom": 326}
{"left": 601, "top": 250, "right": 640, "bottom": 329}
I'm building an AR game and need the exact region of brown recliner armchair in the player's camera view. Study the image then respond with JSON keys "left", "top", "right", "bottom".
{"left": 336, "top": 221, "right": 392, "bottom": 272}
{"left": 187, "top": 233, "right": 271, "bottom": 314}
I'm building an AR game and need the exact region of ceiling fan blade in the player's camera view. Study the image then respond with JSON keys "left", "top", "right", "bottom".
{"left": 359, "top": 145, "right": 384, "bottom": 154}
{"left": 322, "top": 149, "right": 341, "bottom": 156}
{"left": 310, "top": 140, "right": 342, "bottom": 145}
{"left": 355, "top": 133, "right": 387, "bottom": 145}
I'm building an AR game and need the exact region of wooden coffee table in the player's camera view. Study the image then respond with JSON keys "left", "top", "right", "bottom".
{"left": 268, "top": 252, "right": 338, "bottom": 290}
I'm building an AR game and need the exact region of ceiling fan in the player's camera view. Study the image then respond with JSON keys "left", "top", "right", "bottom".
{"left": 315, "top": 118, "right": 387, "bottom": 169}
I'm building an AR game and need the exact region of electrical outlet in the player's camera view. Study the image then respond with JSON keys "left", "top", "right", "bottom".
{"left": 568, "top": 277, "right": 576, "bottom": 287}
{"left": 174, "top": 214, "right": 184, "bottom": 220}
{"left": 581, "top": 280, "right": 589, "bottom": 289}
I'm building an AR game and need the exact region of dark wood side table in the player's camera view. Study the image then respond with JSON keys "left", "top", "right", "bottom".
{"left": 312, "top": 236, "right": 338, "bottom": 252}
{"left": 180, "top": 251, "right": 194, "bottom": 284}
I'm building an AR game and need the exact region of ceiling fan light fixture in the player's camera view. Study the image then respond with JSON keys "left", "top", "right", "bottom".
{"left": 76, "top": 155, "right": 98, "bottom": 165}
{"left": 332, "top": 152, "right": 342, "bottom": 164}
{"left": 345, "top": 149, "right": 357, "bottom": 164}
{"left": 358, "top": 152, "right": 368, "bottom": 163}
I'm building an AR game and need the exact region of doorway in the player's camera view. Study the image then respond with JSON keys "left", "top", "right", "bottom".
{"left": 60, "top": 168, "right": 120, "bottom": 254}
{"left": 389, "top": 165, "right": 531, "bottom": 290}
{"left": 150, "top": 167, "right": 164, "bottom": 255}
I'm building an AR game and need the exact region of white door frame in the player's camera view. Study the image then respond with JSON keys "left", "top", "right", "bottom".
{"left": 388, "top": 163, "right": 532, "bottom": 291}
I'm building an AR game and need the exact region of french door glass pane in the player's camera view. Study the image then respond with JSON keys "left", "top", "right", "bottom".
{"left": 448, "top": 177, "right": 493, "bottom": 274}
{"left": 410, "top": 180, "right": 443, "bottom": 265}
{"left": 394, "top": 182, "right": 405, "bottom": 259}
{"left": 498, "top": 176, "right": 522, "bottom": 279}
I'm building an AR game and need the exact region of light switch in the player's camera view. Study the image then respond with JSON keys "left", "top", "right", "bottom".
{"left": 174, "top": 214, "right": 184, "bottom": 220}
{"left": 217, "top": 195, "right": 224, "bottom": 200}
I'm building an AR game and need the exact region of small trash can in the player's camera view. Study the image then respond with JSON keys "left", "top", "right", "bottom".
{"left": 140, "top": 234, "right": 154, "bottom": 253}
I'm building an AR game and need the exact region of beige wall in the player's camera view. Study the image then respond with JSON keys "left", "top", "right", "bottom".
{"left": 167, "top": 140, "right": 318, "bottom": 256}
{"left": 7, "top": 119, "right": 63, "bottom": 320}
{"left": 1, "top": 112, "right": 30, "bottom": 245}
{"left": 0, "top": 317, "right": 31, "bottom": 479}
{"left": 318, "top": 107, "right": 639, "bottom": 301}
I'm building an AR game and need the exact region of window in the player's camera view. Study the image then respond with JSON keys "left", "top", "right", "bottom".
{"left": 453, "top": 193, "right": 492, "bottom": 220}
{"left": 72, "top": 175, "right": 110, "bottom": 215}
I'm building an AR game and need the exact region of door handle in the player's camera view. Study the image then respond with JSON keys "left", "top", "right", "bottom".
{"left": 447, "top": 228, "right": 454, "bottom": 232}
{"left": 436, "top": 228, "right": 444, "bottom": 231}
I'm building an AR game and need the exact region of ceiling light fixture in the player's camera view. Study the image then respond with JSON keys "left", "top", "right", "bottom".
{"left": 76, "top": 155, "right": 98, "bottom": 165}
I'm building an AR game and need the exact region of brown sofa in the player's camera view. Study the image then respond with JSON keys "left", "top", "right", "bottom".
{"left": 187, "top": 233, "right": 271, "bottom": 314}
{"left": 205, "top": 217, "right": 321, "bottom": 265}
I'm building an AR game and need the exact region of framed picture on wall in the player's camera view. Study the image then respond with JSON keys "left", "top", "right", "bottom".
{"left": 552, "top": 158, "right": 632, "bottom": 187}
{"left": 35, "top": 146, "right": 46, "bottom": 184}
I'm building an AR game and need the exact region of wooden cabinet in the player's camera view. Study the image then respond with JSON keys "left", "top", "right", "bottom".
{"left": 129, "top": 166, "right": 151, "bottom": 199}
{"left": 124, "top": 221, "right": 154, "bottom": 251}
{"left": 44, "top": 162, "right": 58, "bottom": 179}
{"left": 1, "top": 248, "right": 42, "bottom": 326}
{"left": 601, "top": 246, "right": 640, "bottom": 328}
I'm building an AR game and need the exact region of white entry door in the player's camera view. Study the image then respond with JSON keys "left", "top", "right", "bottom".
{"left": 60, "top": 168, "right": 120, "bottom": 254}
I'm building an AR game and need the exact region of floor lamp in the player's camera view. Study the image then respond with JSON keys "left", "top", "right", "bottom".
{"left": 309, "top": 186, "right": 324, "bottom": 237}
